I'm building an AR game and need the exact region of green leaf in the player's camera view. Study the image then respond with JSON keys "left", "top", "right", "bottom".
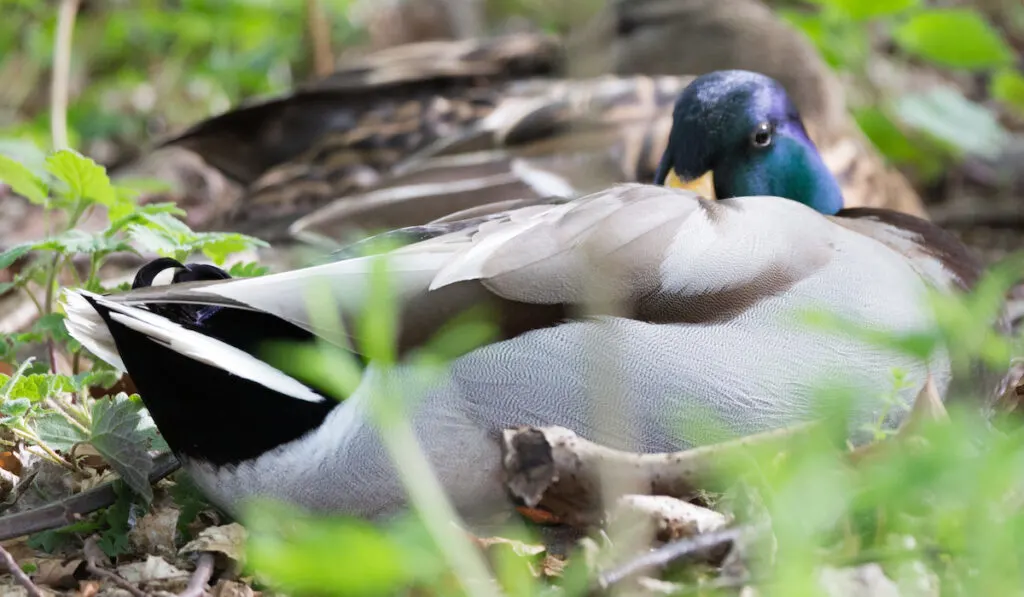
{"left": 228, "top": 261, "right": 270, "bottom": 278}
{"left": 815, "top": 0, "right": 918, "bottom": 20}
{"left": 893, "top": 86, "right": 1010, "bottom": 159}
{"left": 853, "top": 107, "right": 946, "bottom": 180}
{"left": 0, "top": 154, "right": 48, "bottom": 204}
{"left": 244, "top": 501, "right": 446, "bottom": 596}
{"left": 0, "top": 243, "right": 34, "bottom": 269}
{"left": 991, "top": 69, "right": 1024, "bottom": 119}
{"left": 1, "top": 397, "right": 31, "bottom": 417}
{"left": 89, "top": 394, "right": 154, "bottom": 502}
{"left": 894, "top": 9, "right": 1014, "bottom": 70}
{"left": 4, "top": 373, "right": 74, "bottom": 402}
{"left": 33, "top": 412, "right": 89, "bottom": 451}
{"left": 198, "top": 233, "right": 267, "bottom": 265}
{"left": 45, "top": 149, "right": 117, "bottom": 205}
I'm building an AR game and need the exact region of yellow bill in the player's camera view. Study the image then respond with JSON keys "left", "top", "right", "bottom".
{"left": 665, "top": 169, "right": 717, "bottom": 200}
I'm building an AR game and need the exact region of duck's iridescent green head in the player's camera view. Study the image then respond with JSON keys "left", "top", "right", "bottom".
{"left": 655, "top": 70, "right": 844, "bottom": 215}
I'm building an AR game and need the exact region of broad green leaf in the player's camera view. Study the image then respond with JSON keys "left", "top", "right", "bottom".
{"left": 894, "top": 9, "right": 1013, "bottom": 70}
{"left": 893, "top": 86, "right": 1010, "bottom": 159}
{"left": 991, "top": 69, "right": 1024, "bottom": 119}
{"left": 0, "top": 244, "right": 32, "bottom": 269}
{"left": 0, "top": 154, "right": 48, "bottom": 204}
{"left": 33, "top": 412, "right": 89, "bottom": 451}
{"left": 815, "top": 0, "right": 918, "bottom": 20}
{"left": 89, "top": 394, "right": 154, "bottom": 502}
{"left": 45, "top": 149, "right": 117, "bottom": 205}
{"left": 853, "top": 107, "right": 945, "bottom": 180}
{"left": 0, "top": 397, "right": 30, "bottom": 417}
{"left": 4, "top": 374, "right": 74, "bottom": 402}
{"left": 198, "top": 233, "right": 267, "bottom": 265}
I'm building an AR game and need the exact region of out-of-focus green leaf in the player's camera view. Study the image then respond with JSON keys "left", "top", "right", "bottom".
{"left": 244, "top": 501, "right": 446, "bottom": 596}
{"left": 894, "top": 9, "right": 1014, "bottom": 70}
{"left": 893, "top": 86, "right": 1010, "bottom": 159}
{"left": 991, "top": 69, "right": 1024, "bottom": 119}
{"left": 853, "top": 107, "right": 945, "bottom": 180}
{"left": 814, "top": 0, "right": 918, "bottom": 20}
{"left": 0, "top": 154, "right": 48, "bottom": 204}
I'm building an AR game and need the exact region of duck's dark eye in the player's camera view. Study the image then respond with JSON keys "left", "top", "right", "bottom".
{"left": 750, "top": 122, "right": 774, "bottom": 148}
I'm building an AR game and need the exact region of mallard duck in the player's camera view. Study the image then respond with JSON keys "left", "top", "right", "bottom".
{"left": 135, "top": 9, "right": 926, "bottom": 245}
{"left": 63, "top": 70, "right": 1002, "bottom": 523}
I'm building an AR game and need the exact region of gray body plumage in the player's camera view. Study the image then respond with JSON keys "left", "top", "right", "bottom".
{"left": 78, "top": 184, "right": 959, "bottom": 523}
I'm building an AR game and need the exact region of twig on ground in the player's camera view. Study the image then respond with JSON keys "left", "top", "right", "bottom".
{"left": 177, "top": 553, "right": 215, "bottom": 597}
{"left": 0, "top": 452, "right": 180, "bottom": 541}
{"left": 85, "top": 536, "right": 150, "bottom": 597}
{"left": 595, "top": 525, "right": 754, "bottom": 590}
{"left": 0, "top": 542, "right": 44, "bottom": 597}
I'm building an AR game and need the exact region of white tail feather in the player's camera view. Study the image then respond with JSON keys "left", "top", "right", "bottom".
{"left": 61, "top": 289, "right": 325, "bottom": 404}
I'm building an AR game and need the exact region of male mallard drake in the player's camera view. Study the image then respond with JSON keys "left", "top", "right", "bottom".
{"left": 63, "top": 71, "right": 999, "bottom": 523}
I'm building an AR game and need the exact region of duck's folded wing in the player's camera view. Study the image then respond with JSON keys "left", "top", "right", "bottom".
{"left": 72, "top": 185, "right": 836, "bottom": 360}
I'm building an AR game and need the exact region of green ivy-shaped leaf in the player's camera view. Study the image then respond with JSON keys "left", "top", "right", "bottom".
{"left": 991, "top": 69, "right": 1024, "bottom": 119}
{"left": 0, "top": 154, "right": 48, "bottom": 204}
{"left": 45, "top": 149, "right": 117, "bottom": 206}
{"left": 894, "top": 9, "right": 1013, "bottom": 70}
{"left": 89, "top": 394, "right": 154, "bottom": 502}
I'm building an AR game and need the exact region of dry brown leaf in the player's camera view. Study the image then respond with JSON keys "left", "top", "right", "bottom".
{"left": 31, "top": 558, "right": 84, "bottom": 589}
{"left": 0, "top": 451, "right": 23, "bottom": 477}
{"left": 128, "top": 506, "right": 180, "bottom": 557}
{"left": 211, "top": 579, "right": 257, "bottom": 597}
{"left": 179, "top": 523, "right": 247, "bottom": 565}
{"left": 79, "top": 580, "right": 101, "bottom": 597}
{"left": 537, "top": 555, "right": 566, "bottom": 578}
{"left": 116, "top": 555, "right": 189, "bottom": 585}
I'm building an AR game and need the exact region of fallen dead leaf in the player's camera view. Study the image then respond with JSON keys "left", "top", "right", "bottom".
{"left": 117, "top": 557, "right": 191, "bottom": 585}
{"left": 471, "top": 535, "right": 547, "bottom": 558}
{"left": 0, "top": 451, "right": 23, "bottom": 477}
{"left": 180, "top": 522, "right": 247, "bottom": 571}
{"left": 79, "top": 580, "right": 101, "bottom": 597}
{"left": 31, "top": 558, "right": 84, "bottom": 590}
{"left": 128, "top": 505, "right": 180, "bottom": 557}
{"left": 211, "top": 579, "right": 257, "bottom": 597}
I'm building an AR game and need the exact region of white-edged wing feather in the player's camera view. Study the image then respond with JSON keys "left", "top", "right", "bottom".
{"left": 63, "top": 290, "right": 325, "bottom": 403}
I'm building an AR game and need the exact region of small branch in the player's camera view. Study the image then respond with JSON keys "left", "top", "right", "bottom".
{"left": 0, "top": 452, "right": 180, "bottom": 541}
{"left": 595, "top": 525, "right": 753, "bottom": 590}
{"left": 85, "top": 536, "right": 150, "bottom": 597}
{"left": 0, "top": 542, "right": 44, "bottom": 597}
{"left": 177, "top": 553, "right": 215, "bottom": 597}
{"left": 50, "top": 0, "right": 81, "bottom": 151}
{"left": 11, "top": 428, "right": 76, "bottom": 472}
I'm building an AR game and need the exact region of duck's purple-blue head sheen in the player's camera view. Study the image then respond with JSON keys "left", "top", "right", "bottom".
{"left": 655, "top": 70, "right": 844, "bottom": 215}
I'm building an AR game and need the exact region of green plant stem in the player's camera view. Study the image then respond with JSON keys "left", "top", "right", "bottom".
{"left": 11, "top": 429, "right": 75, "bottom": 472}
{"left": 21, "top": 287, "right": 44, "bottom": 316}
{"left": 45, "top": 397, "right": 91, "bottom": 436}
{"left": 50, "top": 0, "right": 80, "bottom": 151}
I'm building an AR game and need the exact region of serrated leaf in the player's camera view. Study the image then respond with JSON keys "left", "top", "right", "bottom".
{"left": 89, "top": 395, "right": 154, "bottom": 502}
{"left": 199, "top": 233, "right": 267, "bottom": 265}
{"left": 991, "top": 69, "right": 1024, "bottom": 119}
{"left": 6, "top": 374, "right": 75, "bottom": 402}
{"left": 0, "top": 154, "right": 48, "bottom": 204}
{"left": 227, "top": 261, "right": 270, "bottom": 278}
{"left": 0, "top": 244, "right": 34, "bottom": 269}
{"left": 1, "top": 397, "right": 30, "bottom": 417}
{"left": 33, "top": 412, "right": 89, "bottom": 451}
{"left": 45, "top": 149, "right": 117, "bottom": 205}
{"left": 815, "top": 0, "right": 918, "bottom": 20}
{"left": 894, "top": 9, "right": 1013, "bottom": 70}
{"left": 893, "top": 86, "right": 1010, "bottom": 159}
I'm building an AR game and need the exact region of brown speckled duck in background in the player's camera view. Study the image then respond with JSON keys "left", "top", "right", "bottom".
{"left": 127, "top": 0, "right": 927, "bottom": 247}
